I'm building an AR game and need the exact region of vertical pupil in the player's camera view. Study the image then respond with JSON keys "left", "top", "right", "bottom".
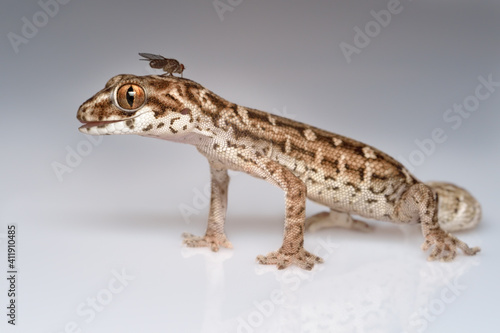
{"left": 126, "top": 86, "right": 135, "bottom": 107}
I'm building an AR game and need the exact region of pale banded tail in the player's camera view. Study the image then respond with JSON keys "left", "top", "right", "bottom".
{"left": 427, "top": 181, "right": 482, "bottom": 232}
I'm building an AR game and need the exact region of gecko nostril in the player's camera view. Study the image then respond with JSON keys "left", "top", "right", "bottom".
{"left": 180, "top": 108, "right": 191, "bottom": 115}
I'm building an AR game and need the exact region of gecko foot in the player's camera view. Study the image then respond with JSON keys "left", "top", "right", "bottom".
{"left": 256, "top": 248, "right": 324, "bottom": 270}
{"left": 422, "top": 229, "right": 481, "bottom": 262}
{"left": 305, "top": 211, "right": 373, "bottom": 233}
{"left": 182, "top": 233, "right": 233, "bottom": 252}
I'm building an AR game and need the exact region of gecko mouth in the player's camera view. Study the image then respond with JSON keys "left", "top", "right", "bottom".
{"left": 79, "top": 119, "right": 125, "bottom": 130}
{"left": 78, "top": 118, "right": 134, "bottom": 135}
{"left": 78, "top": 110, "right": 153, "bottom": 130}
{"left": 78, "top": 110, "right": 153, "bottom": 134}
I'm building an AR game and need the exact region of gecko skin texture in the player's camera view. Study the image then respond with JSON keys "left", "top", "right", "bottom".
{"left": 77, "top": 74, "right": 481, "bottom": 270}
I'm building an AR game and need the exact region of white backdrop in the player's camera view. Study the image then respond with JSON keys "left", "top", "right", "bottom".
{"left": 1, "top": 0, "right": 499, "bottom": 332}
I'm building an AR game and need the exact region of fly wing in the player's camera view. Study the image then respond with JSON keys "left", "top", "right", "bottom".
{"left": 139, "top": 53, "right": 168, "bottom": 69}
{"left": 138, "top": 53, "right": 166, "bottom": 60}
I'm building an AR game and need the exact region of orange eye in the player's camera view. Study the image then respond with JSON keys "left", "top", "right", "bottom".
{"left": 115, "top": 84, "right": 146, "bottom": 111}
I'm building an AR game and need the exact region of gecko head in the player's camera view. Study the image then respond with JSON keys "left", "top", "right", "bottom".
{"left": 77, "top": 74, "right": 197, "bottom": 137}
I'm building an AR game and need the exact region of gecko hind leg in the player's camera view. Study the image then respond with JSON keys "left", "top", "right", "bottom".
{"left": 396, "top": 183, "right": 480, "bottom": 261}
{"left": 305, "top": 210, "right": 373, "bottom": 233}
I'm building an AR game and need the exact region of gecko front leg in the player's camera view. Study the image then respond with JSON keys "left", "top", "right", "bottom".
{"left": 183, "top": 163, "right": 233, "bottom": 251}
{"left": 252, "top": 158, "right": 323, "bottom": 270}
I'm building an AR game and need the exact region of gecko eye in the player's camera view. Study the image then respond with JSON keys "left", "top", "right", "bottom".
{"left": 115, "top": 84, "right": 146, "bottom": 111}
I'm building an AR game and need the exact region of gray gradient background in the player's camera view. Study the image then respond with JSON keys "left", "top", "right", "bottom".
{"left": 1, "top": 0, "right": 499, "bottom": 332}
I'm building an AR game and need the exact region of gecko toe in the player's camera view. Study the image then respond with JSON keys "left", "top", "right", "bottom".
{"left": 182, "top": 232, "right": 232, "bottom": 252}
{"left": 256, "top": 248, "right": 323, "bottom": 270}
{"left": 465, "top": 246, "right": 481, "bottom": 255}
{"left": 422, "top": 229, "right": 479, "bottom": 261}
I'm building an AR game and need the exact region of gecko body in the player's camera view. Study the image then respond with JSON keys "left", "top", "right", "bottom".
{"left": 77, "top": 74, "right": 481, "bottom": 270}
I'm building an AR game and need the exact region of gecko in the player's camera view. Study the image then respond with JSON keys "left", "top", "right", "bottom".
{"left": 76, "top": 73, "right": 481, "bottom": 270}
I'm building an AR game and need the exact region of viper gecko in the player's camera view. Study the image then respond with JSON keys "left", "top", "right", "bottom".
{"left": 76, "top": 73, "right": 481, "bottom": 270}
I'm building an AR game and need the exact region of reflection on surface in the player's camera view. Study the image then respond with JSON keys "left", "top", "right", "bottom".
{"left": 188, "top": 225, "right": 480, "bottom": 333}
{"left": 181, "top": 247, "right": 234, "bottom": 332}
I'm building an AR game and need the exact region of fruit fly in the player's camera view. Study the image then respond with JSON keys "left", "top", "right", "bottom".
{"left": 139, "top": 53, "right": 185, "bottom": 77}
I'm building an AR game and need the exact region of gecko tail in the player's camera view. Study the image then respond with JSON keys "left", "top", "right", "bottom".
{"left": 426, "top": 181, "right": 482, "bottom": 232}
